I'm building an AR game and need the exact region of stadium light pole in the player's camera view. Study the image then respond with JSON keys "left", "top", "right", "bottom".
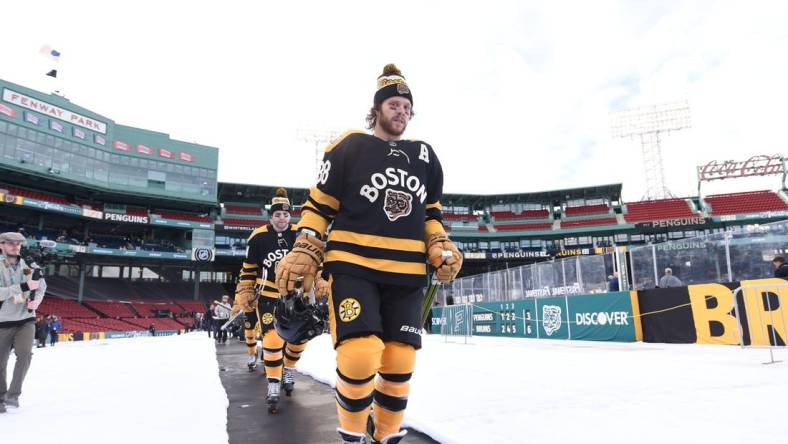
{"left": 296, "top": 129, "right": 343, "bottom": 181}
{"left": 610, "top": 101, "right": 691, "bottom": 200}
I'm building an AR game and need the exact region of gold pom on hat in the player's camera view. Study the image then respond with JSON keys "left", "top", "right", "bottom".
{"left": 275, "top": 187, "right": 287, "bottom": 198}
{"left": 381, "top": 64, "right": 403, "bottom": 78}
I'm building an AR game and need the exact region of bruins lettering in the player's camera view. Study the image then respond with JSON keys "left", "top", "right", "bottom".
{"left": 262, "top": 249, "right": 288, "bottom": 268}
{"left": 359, "top": 167, "right": 427, "bottom": 204}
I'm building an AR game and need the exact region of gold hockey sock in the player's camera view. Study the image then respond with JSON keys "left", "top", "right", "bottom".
{"left": 372, "top": 341, "right": 416, "bottom": 441}
{"left": 335, "top": 335, "right": 385, "bottom": 433}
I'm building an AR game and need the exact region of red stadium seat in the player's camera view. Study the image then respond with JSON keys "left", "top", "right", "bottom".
{"left": 564, "top": 204, "right": 610, "bottom": 217}
{"left": 560, "top": 217, "right": 618, "bottom": 228}
{"left": 623, "top": 199, "right": 696, "bottom": 223}
{"left": 705, "top": 190, "right": 788, "bottom": 215}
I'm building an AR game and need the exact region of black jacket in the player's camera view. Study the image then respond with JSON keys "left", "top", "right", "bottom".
{"left": 775, "top": 263, "right": 788, "bottom": 279}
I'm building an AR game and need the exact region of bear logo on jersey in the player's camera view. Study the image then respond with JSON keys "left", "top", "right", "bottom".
{"left": 383, "top": 189, "right": 412, "bottom": 221}
{"left": 338, "top": 298, "right": 361, "bottom": 322}
{"left": 262, "top": 313, "right": 274, "bottom": 325}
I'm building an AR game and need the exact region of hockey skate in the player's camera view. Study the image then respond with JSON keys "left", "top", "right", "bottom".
{"left": 338, "top": 428, "right": 367, "bottom": 444}
{"left": 367, "top": 414, "right": 407, "bottom": 444}
{"left": 374, "top": 430, "right": 407, "bottom": 444}
{"left": 246, "top": 354, "right": 257, "bottom": 372}
{"left": 282, "top": 367, "right": 295, "bottom": 396}
{"left": 266, "top": 380, "right": 280, "bottom": 414}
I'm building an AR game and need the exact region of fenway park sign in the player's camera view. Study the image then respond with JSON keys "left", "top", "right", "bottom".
{"left": 697, "top": 154, "right": 784, "bottom": 182}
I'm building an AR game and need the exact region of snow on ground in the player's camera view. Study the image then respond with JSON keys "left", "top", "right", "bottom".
{"left": 3, "top": 330, "right": 786, "bottom": 444}
{"left": 297, "top": 333, "right": 788, "bottom": 444}
{"left": 1, "top": 332, "right": 228, "bottom": 444}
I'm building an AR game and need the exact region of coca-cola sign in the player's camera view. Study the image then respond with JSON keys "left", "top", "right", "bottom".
{"left": 698, "top": 154, "right": 784, "bottom": 182}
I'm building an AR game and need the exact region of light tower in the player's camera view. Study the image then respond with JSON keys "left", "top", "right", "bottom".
{"left": 296, "top": 129, "right": 343, "bottom": 180}
{"left": 610, "top": 101, "right": 691, "bottom": 200}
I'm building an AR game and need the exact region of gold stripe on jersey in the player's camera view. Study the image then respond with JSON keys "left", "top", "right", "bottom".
{"left": 326, "top": 250, "right": 426, "bottom": 275}
{"left": 297, "top": 211, "right": 330, "bottom": 238}
{"left": 309, "top": 186, "right": 340, "bottom": 212}
{"left": 426, "top": 201, "right": 442, "bottom": 211}
{"left": 325, "top": 129, "right": 366, "bottom": 154}
{"left": 329, "top": 230, "right": 425, "bottom": 253}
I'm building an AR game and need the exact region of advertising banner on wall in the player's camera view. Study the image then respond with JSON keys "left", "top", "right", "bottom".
{"left": 636, "top": 279, "right": 788, "bottom": 345}
{"left": 103, "top": 212, "right": 149, "bottom": 224}
{"left": 430, "top": 291, "right": 638, "bottom": 342}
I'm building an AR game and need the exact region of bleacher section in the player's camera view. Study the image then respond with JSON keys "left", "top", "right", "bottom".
{"left": 491, "top": 210, "right": 549, "bottom": 220}
{"left": 83, "top": 300, "right": 138, "bottom": 318}
{"left": 624, "top": 198, "right": 696, "bottom": 223}
{"left": 37, "top": 296, "right": 207, "bottom": 334}
{"left": 560, "top": 217, "right": 618, "bottom": 228}
{"left": 224, "top": 205, "right": 263, "bottom": 215}
{"left": 222, "top": 218, "right": 267, "bottom": 227}
{"left": 564, "top": 204, "right": 610, "bottom": 217}
{"left": 704, "top": 190, "right": 788, "bottom": 216}
{"left": 2, "top": 185, "right": 69, "bottom": 205}
{"left": 495, "top": 223, "right": 553, "bottom": 231}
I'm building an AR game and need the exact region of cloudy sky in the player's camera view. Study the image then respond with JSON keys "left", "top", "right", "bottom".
{"left": 2, "top": 0, "right": 786, "bottom": 201}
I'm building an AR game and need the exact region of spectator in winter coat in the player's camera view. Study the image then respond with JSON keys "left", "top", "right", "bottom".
{"left": 48, "top": 316, "right": 61, "bottom": 346}
{"left": 607, "top": 272, "right": 620, "bottom": 292}
{"left": 658, "top": 268, "right": 684, "bottom": 288}
{"left": 773, "top": 256, "right": 788, "bottom": 280}
{"left": 34, "top": 315, "right": 47, "bottom": 348}
{"left": 0, "top": 231, "right": 47, "bottom": 413}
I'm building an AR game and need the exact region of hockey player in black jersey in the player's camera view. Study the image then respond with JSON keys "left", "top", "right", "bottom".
{"left": 233, "top": 188, "right": 326, "bottom": 412}
{"left": 276, "top": 65, "right": 462, "bottom": 443}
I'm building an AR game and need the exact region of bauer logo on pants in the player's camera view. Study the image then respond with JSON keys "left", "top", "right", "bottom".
{"left": 338, "top": 298, "right": 361, "bottom": 322}
{"left": 262, "top": 313, "right": 274, "bottom": 325}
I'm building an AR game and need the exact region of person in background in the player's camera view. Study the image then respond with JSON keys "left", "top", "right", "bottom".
{"left": 48, "top": 315, "right": 61, "bottom": 346}
{"left": 607, "top": 272, "right": 620, "bottom": 292}
{"left": 772, "top": 256, "right": 788, "bottom": 279}
{"left": 205, "top": 303, "right": 216, "bottom": 338}
{"left": 658, "top": 268, "right": 683, "bottom": 288}
{"left": 34, "top": 315, "right": 47, "bottom": 348}
{"left": 0, "top": 231, "right": 47, "bottom": 413}
{"left": 148, "top": 323, "right": 156, "bottom": 337}
{"left": 213, "top": 295, "right": 231, "bottom": 344}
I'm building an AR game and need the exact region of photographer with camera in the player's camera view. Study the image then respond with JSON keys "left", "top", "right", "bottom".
{"left": 0, "top": 232, "right": 47, "bottom": 413}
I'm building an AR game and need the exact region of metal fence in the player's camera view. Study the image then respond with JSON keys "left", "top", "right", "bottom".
{"left": 441, "top": 219, "right": 787, "bottom": 304}
{"left": 438, "top": 253, "right": 615, "bottom": 304}
{"left": 629, "top": 219, "right": 788, "bottom": 289}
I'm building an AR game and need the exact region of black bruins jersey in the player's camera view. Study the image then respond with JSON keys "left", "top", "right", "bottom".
{"left": 239, "top": 223, "right": 298, "bottom": 299}
{"left": 299, "top": 130, "right": 444, "bottom": 287}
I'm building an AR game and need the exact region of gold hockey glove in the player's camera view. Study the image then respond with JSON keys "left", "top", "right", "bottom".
{"left": 427, "top": 233, "right": 462, "bottom": 283}
{"left": 314, "top": 274, "right": 330, "bottom": 300}
{"left": 276, "top": 233, "right": 324, "bottom": 295}
{"left": 234, "top": 280, "right": 256, "bottom": 312}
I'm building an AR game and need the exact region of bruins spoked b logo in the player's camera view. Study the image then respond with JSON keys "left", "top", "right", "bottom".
{"left": 338, "top": 298, "right": 361, "bottom": 322}
{"left": 383, "top": 189, "right": 412, "bottom": 221}
{"left": 262, "top": 313, "right": 274, "bottom": 325}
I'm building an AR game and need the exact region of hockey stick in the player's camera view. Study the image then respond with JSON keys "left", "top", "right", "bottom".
{"left": 420, "top": 250, "right": 453, "bottom": 325}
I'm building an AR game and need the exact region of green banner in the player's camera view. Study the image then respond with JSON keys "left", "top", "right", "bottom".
{"left": 568, "top": 291, "right": 636, "bottom": 341}
{"left": 87, "top": 247, "right": 190, "bottom": 260}
{"left": 431, "top": 291, "right": 637, "bottom": 342}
